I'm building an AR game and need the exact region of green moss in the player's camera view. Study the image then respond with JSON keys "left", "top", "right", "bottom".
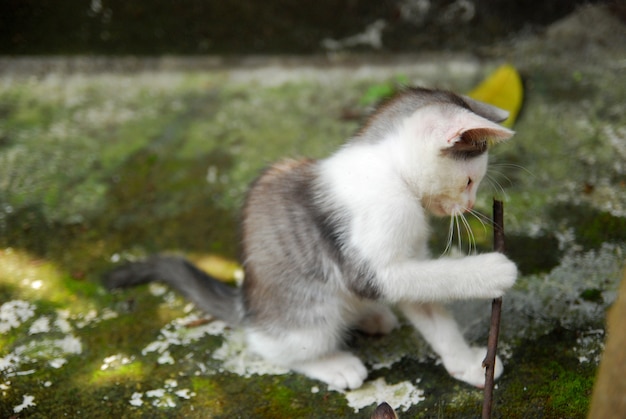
{"left": 579, "top": 288, "right": 604, "bottom": 304}
{"left": 90, "top": 361, "right": 146, "bottom": 385}
{"left": 549, "top": 203, "right": 626, "bottom": 249}
{"left": 506, "top": 233, "right": 562, "bottom": 275}
{"left": 495, "top": 329, "right": 595, "bottom": 419}
{"left": 358, "top": 75, "right": 409, "bottom": 106}
{"left": 548, "top": 366, "right": 593, "bottom": 416}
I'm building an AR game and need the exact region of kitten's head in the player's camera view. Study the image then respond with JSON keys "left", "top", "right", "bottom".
{"left": 360, "top": 87, "right": 514, "bottom": 217}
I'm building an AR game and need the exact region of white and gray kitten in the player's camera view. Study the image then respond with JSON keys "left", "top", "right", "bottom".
{"left": 105, "top": 87, "right": 518, "bottom": 390}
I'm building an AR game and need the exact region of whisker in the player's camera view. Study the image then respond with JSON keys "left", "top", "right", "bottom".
{"left": 487, "top": 168, "right": 515, "bottom": 187}
{"left": 467, "top": 208, "right": 494, "bottom": 229}
{"left": 442, "top": 215, "right": 455, "bottom": 256}
{"left": 490, "top": 162, "right": 536, "bottom": 178}
{"left": 455, "top": 212, "right": 463, "bottom": 253}
{"left": 459, "top": 211, "right": 477, "bottom": 254}
{"left": 485, "top": 174, "right": 509, "bottom": 201}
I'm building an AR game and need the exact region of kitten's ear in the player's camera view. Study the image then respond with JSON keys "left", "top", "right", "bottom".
{"left": 442, "top": 107, "right": 514, "bottom": 156}
{"left": 447, "top": 105, "right": 515, "bottom": 145}
{"left": 461, "top": 95, "right": 510, "bottom": 123}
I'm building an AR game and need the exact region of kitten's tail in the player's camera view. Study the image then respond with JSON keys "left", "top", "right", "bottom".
{"left": 103, "top": 255, "right": 245, "bottom": 326}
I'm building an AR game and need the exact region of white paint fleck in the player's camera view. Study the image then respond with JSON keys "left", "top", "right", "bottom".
{"left": 146, "top": 388, "right": 165, "bottom": 398}
{"left": 145, "top": 388, "right": 177, "bottom": 408}
{"left": 100, "top": 354, "right": 134, "bottom": 371}
{"left": 343, "top": 377, "right": 425, "bottom": 413}
{"left": 153, "top": 394, "right": 176, "bottom": 408}
{"left": 29, "top": 316, "right": 51, "bottom": 334}
{"left": 164, "top": 379, "right": 178, "bottom": 388}
{"left": 13, "top": 394, "right": 36, "bottom": 413}
{"left": 14, "top": 369, "right": 36, "bottom": 376}
{"left": 101, "top": 355, "right": 116, "bottom": 370}
{"left": 0, "top": 300, "right": 35, "bottom": 333}
{"left": 56, "top": 335, "right": 83, "bottom": 354}
{"left": 54, "top": 310, "right": 72, "bottom": 333}
{"left": 157, "top": 351, "right": 175, "bottom": 365}
{"left": 100, "top": 308, "right": 118, "bottom": 321}
{"left": 574, "top": 329, "right": 605, "bottom": 365}
{"left": 142, "top": 313, "right": 228, "bottom": 363}
{"left": 75, "top": 309, "right": 99, "bottom": 328}
{"left": 129, "top": 392, "right": 143, "bottom": 406}
{"left": 49, "top": 358, "right": 67, "bottom": 369}
{"left": 175, "top": 389, "right": 195, "bottom": 399}
{"left": 142, "top": 340, "right": 170, "bottom": 355}
{"left": 0, "top": 354, "right": 21, "bottom": 375}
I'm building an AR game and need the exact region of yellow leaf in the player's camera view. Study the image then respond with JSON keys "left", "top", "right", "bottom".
{"left": 192, "top": 253, "right": 241, "bottom": 283}
{"left": 468, "top": 64, "right": 523, "bottom": 128}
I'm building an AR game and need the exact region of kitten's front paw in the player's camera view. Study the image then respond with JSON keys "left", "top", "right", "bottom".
{"left": 445, "top": 347, "right": 504, "bottom": 388}
{"left": 476, "top": 252, "right": 517, "bottom": 298}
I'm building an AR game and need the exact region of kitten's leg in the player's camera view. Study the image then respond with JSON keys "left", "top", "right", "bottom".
{"left": 352, "top": 300, "right": 399, "bottom": 335}
{"left": 399, "top": 302, "right": 503, "bottom": 387}
{"left": 293, "top": 351, "right": 368, "bottom": 390}
{"left": 246, "top": 328, "right": 367, "bottom": 390}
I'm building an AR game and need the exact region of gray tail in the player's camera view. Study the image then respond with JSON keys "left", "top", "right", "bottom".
{"left": 104, "top": 255, "right": 244, "bottom": 326}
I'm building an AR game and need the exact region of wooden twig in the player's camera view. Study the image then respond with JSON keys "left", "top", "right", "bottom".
{"left": 482, "top": 199, "right": 505, "bottom": 419}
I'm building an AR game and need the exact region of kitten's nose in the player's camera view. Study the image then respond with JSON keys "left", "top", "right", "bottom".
{"left": 466, "top": 200, "right": 475, "bottom": 211}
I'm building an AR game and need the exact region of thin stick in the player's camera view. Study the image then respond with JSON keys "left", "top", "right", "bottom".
{"left": 482, "top": 199, "right": 505, "bottom": 419}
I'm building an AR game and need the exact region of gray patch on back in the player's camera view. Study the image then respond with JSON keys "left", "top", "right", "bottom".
{"left": 241, "top": 159, "right": 380, "bottom": 329}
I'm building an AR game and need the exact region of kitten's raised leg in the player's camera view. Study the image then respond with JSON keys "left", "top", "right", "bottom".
{"left": 399, "top": 302, "right": 503, "bottom": 387}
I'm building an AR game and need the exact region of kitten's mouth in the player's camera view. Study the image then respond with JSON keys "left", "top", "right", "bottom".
{"left": 429, "top": 202, "right": 471, "bottom": 217}
{"left": 429, "top": 203, "right": 450, "bottom": 217}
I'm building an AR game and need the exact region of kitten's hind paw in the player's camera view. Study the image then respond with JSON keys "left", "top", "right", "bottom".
{"left": 445, "top": 347, "right": 503, "bottom": 388}
{"left": 294, "top": 351, "right": 367, "bottom": 390}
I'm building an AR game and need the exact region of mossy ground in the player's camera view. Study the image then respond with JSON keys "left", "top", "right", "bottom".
{"left": 1, "top": 8, "right": 625, "bottom": 416}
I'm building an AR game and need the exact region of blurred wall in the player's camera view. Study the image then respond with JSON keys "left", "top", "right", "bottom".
{"left": 0, "top": 0, "right": 611, "bottom": 55}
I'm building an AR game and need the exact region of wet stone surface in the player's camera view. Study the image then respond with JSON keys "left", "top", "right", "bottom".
{"left": 1, "top": 5, "right": 625, "bottom": 418}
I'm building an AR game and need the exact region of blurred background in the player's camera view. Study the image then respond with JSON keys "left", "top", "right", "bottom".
{"left": 1, "top": 0, "right": 622, "bottom": 55}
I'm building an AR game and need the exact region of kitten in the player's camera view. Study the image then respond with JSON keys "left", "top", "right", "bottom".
{"left": 105, "top": 87, "right": 517, "bottom": 390}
